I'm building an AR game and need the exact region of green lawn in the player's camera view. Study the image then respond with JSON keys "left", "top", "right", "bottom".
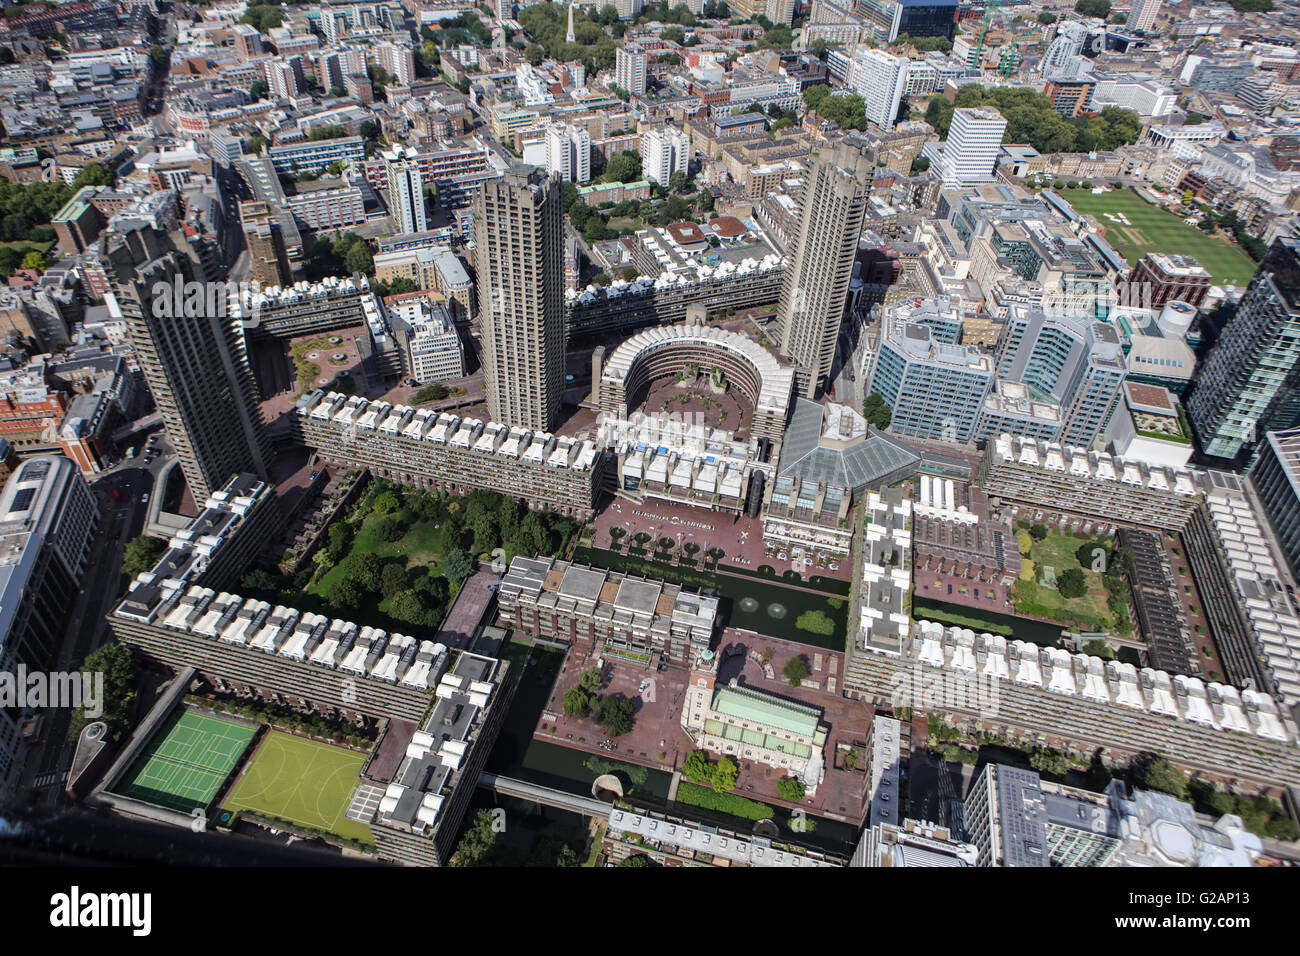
{"left": 223, "top": 731, "right": 372, "bottom": 845}
{"left": 1056, "top": 187, "right": 1257, "bottom": 287}
{"left": 1017, "top": 531, "right": 1114, "bottom": 628}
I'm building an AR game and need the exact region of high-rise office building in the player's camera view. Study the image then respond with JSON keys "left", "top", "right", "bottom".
{"left": 640, "top": 125, "right": 690, "bottom": 185}
{"left": 0, "top": 454, "right": 97, "bottom": 788}
{"left": 994, "top": 308, "right": 1127, "bottom": 449}
{"left": 776, "top": 146, "right": 874, "bottom": 398}
{"left": 475, "top": 166, "right": 566, "bottom": 431}
{"left": 545, "top": 123, "right": 591, "bottom": 184}
{"left": 615, "top": 44, "right": 647, "bottom": 96}
{"left": 384, "top": 149, "right": 428, "bottom": 235}
{"left": 1188, "top": 237, "right": 1300, "bottom": 460}
{"left": 849, "top": 48, "right": 908, "bottom": 129}
{"left": 1129, "top": 0, "right": 1161, "bottom": 32}
{"left": 105, "top": 225, "right": 275, "bottom": 502}
{"left": 856, "top": 0, "right": 958, "bottom": 44}
{"left": 934, "top": 106, "right": 1006, "bottom": 185}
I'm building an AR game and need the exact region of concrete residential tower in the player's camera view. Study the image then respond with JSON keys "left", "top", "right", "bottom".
{"left": 105, "top": 225, "right": 275, "bottom": 501}
{"left": 475, "top": 166, "right": 566, "bottom": 431}
{"left": 776, "top": 146, "right": 874, "bottom": 398}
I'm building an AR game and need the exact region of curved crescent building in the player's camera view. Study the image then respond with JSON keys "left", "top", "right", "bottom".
{"left": 593, "top": 323, "right": 795, "bottom": 447}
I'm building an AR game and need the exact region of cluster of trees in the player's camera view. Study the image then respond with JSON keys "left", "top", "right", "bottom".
{"left": 122, "top": 535, "right": 167, "bottom": 579}
{"left": 330, "top": 549, "right": 452, "bottom": 628}
{"left": 894, "top": 33, "right": 951, "bottom": 53}
{"left": 862, "top": 392, "right": 892, "bottom": 430}
{"left": 802, "top": 83, "right": 867, "bottom": 131}
{"left": 371, "top": 276, "right": 418, "bottom": 298}
{"left": 306, "top": 124, "right": 347, "bottom": 142}
{"left": 1074, "top": 0, "right": 1111, "bottom": 17}
{"left": 67, "top": 641, "right": 137, "bottom": 741}
{"left": 563, "top": 667, "right": 637, "bottom": 735}
{"left": 240, "top": 3, "right": 284, "bottom": 32}
{"left": 518, "top": 3, "right": 621, "bottom": 74}
{"left": 776, "top": 776, "right": 806, "bottom": 802}
{"left": 1197, "top": 206, "right": 1268, "bottom": 261}
{"left": 0, "top": 177, "right": 83, "bottom": 246}
{"left": 1228, "top": 0, "right": 1273, "bottom": 9}
{"left": 683, "top": 749, "right": 740, "bottom": 793}
{"left": 410, "top": 382, "right": 452, "bottom": 404}
{"left": 303, "top": 231, "right": 373, "bottom": 280}
{"left": 635, "top": 2, "right": 700, "bottom": 24}
{"left": 601, "top": 150, "right": 642, "bottom": 184}
{"left": 427, "top": 12, "right": 492, "bottom": 47}
{"left": 756, "top": 25, "right": 794, "bottom": 49}
{"left": 927, "top": 86, "right": 1142, "bottom": 155}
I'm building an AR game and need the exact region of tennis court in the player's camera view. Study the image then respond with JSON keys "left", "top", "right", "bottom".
{"left": 116, "top": 709, "right": 256, "bottom": 814}
{"left": 223, "top": 731, "right": 372, "bottom": 844}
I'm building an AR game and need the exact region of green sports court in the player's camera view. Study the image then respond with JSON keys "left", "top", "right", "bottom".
{"left": 115, "top": 709, "right": 256, "bottom": 814}
{"left": 223, "top": 731, "right": 372, "bottom": 845}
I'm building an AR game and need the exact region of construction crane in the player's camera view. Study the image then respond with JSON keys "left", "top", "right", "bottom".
{"left": 971, "top": 0, "right": 1000, "bottom": 70}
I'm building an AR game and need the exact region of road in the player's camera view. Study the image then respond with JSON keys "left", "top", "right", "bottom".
{"left": 18, "top": 455, "right": 164, "bottom": 804}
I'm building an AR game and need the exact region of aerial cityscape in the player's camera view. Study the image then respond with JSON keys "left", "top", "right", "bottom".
{"left": 0, "top": 0, "right": 1299, "bottom": 894}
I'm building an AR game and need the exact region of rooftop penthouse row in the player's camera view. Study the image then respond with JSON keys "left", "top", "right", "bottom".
{"left": 989, "top": 433, "right": 1203, "bottom": 496}
{"left": 375, "top": 651, "right": 501, "bottom": 844}
{"left": 122, "top": 474, "right": 280, "bottom": 606}
{"left": 114, "top": 581, "right": 449, "bottom": 695}
{"left": 908, "top": 620, "right": 1295, "bottom": 745}
{"left": 296, "top": 391, "right": 600, "bottom": 472}
{"left": 227, "top": 274, "right": 368, "bottom": 319}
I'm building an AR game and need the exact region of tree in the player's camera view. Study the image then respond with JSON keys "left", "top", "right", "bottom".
{"left": 1130, "top": 753, "right": 1188, "bottom": 800}
{"left": 1030, "top": 747, "right": 1071, "bottom": 777}
{"left": 683, "top": 749, "right": 712, "bottom": 783}
{"left": 241, "top": 568, "right": 280, "bottom": 593}
{"left": 380, "top": 562, "right": 410, "bottom": 599}
{"left": 72, "top": 162, "right": 111, "bottom": 189}
{"left": 525, "top": 43, "right": 545, "bottom": 65}
{"left": 1074, "top": 0, "right": 1111, "bottom": 17}
{"left": 777, "top": 777, "right": 806, "bottom": 802}
{"left": 373, "top": 490, "right": 400, "bottom": 515}
{"left": 712, "top": 756, "right": 738, "bottom": 792}
{"left": 389, "top": 588, "right": 438, "bottom": 628}
{"left": 602, "top": 150, "right": 642, "bottom": 183}
{"left": 1037, "top": 10, "right": 1058, "bottom": 23}
{"left": 67, "top": 641, "right": 137, "bottom": 740}
{"left": 563, "top": 685, "right": 592, "bottom": 716}
{"left": 329, "top": 575, "right": 366, "bottom": 610}
{"left": 122, "top": 535, "right": 167, "bottom": 578}
{"left": 1083, "top": 639, "right": 1116, "bottom": 660}
{"left": 1056, "top": 567, "right": 1088, "bottom": 599}
{"left": 21, "top": 250, "right": 46, "bottom": 272}
{"left": 450, "top": 809, "right": 501, "bottom": 866}
{"left": 578, "top": 666, "right": 603, "bottom": 694}
{"left": 782, "top": 655, "right": 809, "bottom": 687}
{"left": 444, "top": 548, "right": 474, "bottom": 583}
{"left": 1028, "top": 523, "right": 1049, "bottom": 541}
{"left": 862, "top": 391, "right": 892, "bottom": 430}
{"left": 595, "top": 694, "right": 635, "bottom": 736}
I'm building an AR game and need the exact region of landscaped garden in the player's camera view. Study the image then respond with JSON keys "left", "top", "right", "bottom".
{"left": 1011, "top": 524, "right": 1134, "bottom": 635}
{"left": 241, "top": 479, "right": 578, "bottom": 633}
